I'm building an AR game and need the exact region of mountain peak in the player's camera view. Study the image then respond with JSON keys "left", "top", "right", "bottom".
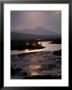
{"left": 33, "top": 26, "right": 57, "bottom": 35}
{"left": 34, "top": 26, "right": 48, "bottom": 31}
{"left": 14, "top": 26, "right": 58, "bottom": 36}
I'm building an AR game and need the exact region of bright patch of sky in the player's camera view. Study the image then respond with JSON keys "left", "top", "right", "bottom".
{"left": 11, "top": 11, "right": 61, "bottom": 35}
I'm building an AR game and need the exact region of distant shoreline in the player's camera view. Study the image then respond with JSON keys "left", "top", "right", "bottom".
{"left": 11, "top": 39, "right": 61, "bottom": 50}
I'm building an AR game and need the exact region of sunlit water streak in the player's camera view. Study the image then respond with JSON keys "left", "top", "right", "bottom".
{"left": 11, "top": 41, "right": 61, "bottom": 78}
{"left": 11, "top": 41, "right": 61, "bottom": 55}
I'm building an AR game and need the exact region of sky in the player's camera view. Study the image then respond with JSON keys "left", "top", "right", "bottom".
{"left": 11, "top": 11, "right": 61, "bottom": 35}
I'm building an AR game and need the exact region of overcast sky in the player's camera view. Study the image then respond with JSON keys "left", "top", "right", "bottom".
{"left": 11, "top": 11, "right": 61, "bottom": 35}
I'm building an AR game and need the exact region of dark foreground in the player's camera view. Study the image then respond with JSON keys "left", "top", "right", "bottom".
{"left": 26, "top": 75, "right": 61, "bottom": 79}
{"left": 11, "top": 74, "right": 61, "bottom": 79}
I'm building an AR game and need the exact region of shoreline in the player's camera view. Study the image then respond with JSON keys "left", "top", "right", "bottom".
{"left": 11, "top": 49, "right": 61, "bottom": 56}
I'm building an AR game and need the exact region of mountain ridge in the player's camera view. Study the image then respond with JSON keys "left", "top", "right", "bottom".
{"left": 12, "top": 27, "right": 60, "bottom": 36}
{"left": 11, "top": 32, "right": 61, "bottom": 40}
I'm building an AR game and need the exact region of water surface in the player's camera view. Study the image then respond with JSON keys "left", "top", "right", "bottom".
{"left": 11, "top": 41, "right": 61, "bottom": 79}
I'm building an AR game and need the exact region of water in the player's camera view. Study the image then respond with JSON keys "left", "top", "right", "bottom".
{"left": 11, "top": 41, "right": 61, "bottom": 55}
{"left": 11, "top": 41, "right": 61, "bottom": 79}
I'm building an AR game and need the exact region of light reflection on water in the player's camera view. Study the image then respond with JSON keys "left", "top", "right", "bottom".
{"left": 28, "top": 65, "right": 42, "bottom": 76}
{"left": 11, "top": 41, "right": 61, "bottom": 55}
{"left": 11, "top": 41, "right": 61, "bottom": 78}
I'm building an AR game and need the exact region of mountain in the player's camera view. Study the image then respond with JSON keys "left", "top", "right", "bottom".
{"left": 16, "top": 27, "right": 59, "bottom": 36}
{"left": 11, "top": 32, "right": 60, "bottom": 40}
{"left": 11, "top": 27, "right": 61, "bottom": 40}
{"left": 11, "top": 32, "right": 35, "bottom": 40}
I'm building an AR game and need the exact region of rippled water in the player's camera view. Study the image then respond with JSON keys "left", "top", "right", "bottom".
{"left": 11, "top": 41, "right": 61, "bottom": 79}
